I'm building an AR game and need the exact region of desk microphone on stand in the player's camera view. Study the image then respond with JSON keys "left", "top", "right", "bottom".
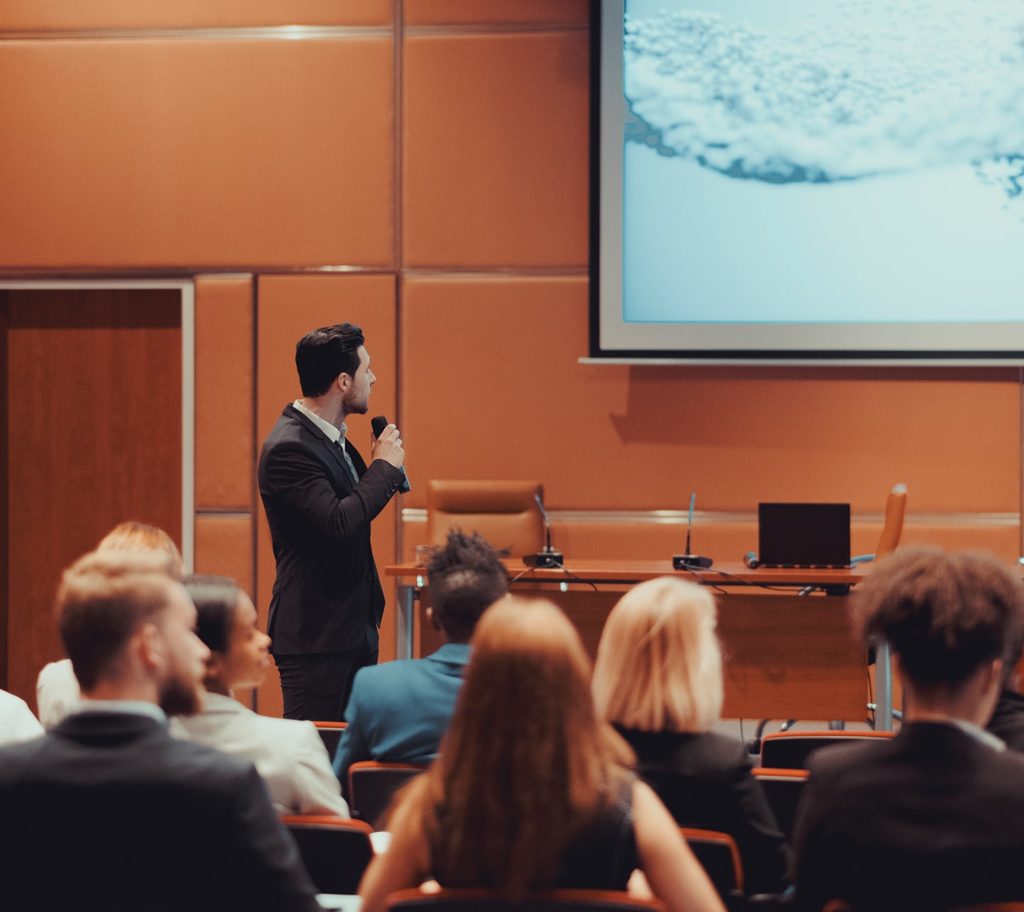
{"left": 673, "top": 491, "right": 714, "bottom": 570}
{"left": 523, "top": 492, "right": 565, "bottom": 568}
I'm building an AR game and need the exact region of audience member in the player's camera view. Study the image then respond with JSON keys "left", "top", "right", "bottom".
{"left": 793, "top": 548, "right": 1024, "bottom": 912}
{"left": 36, "top": 520, "right": 184, "bottom": 728}
{"left": 0, "top": 688, "right": 43, "bottom": 745}
{"left": 172, "top": 574, "right": 349, "bottom": 816}
{"left": 333, "top": 529, "right": 507, "bottom": 792}
{"left": 0, "top": 550, "right": 319, "bottom": 912}
{"left": 592, "top": 576, "right": 790, "bottom": 895}
{"left": 987, "top": 627, "right": 1024, "bottom": 751}
{"left": 358, "top": 597, "right": 725, "bottom": 912}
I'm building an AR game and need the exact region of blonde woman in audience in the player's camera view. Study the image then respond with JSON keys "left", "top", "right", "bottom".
{"left": 358, "top": 597, "right": 724, "bottom": 912}
{"left": 172, "top": 574, "right": 349, "bottom": 817}
{"left": 592, "top": 577, "right": 790, "bottom": 895}
{"left": 36, "top": 521, "right": 184, "bottom": 728}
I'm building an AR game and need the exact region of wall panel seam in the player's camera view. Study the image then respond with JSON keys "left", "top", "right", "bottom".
{"left": 0, "top": 26, "right": 393, "bottom": 42}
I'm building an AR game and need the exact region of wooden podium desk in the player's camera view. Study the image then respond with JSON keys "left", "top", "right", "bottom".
{"left": 384, "top": 560, "right": 893, "bottom": 730}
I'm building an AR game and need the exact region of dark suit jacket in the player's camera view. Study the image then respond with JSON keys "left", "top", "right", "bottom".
{"left": 0, "top": 710, "right": 319, "bottom": 912}
{"left": 988, "top": 688, "right": 1024, "bottom": 752}
{"left": 616, "top": 727, "right": 790, "bottom": 894}
{"left": 258, "top": 404, "right": 404, "bottom": 654}
{"left": 793, "top": 721, "right": 1024, "bottom": 911}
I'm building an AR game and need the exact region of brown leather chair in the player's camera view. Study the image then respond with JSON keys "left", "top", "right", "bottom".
{"left": 426, "top": 480, "right": 544, "bottom": 557}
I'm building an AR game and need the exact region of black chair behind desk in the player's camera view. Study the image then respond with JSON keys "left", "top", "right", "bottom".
{"left": 386, "top": 888, "right": 665, "bottom": 912}
{"left": 348, "top": 760, "right": 428, "bottom": 828}
{"left": 280, "top": 815, "right": 373, "bottom": 894}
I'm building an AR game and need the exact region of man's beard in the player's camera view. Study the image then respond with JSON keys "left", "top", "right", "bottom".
{"left": 158, "top": 674, "right": 203, "bottom": 717}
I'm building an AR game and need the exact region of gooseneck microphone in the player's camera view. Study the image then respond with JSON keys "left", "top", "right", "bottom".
{"left": 673, "top": 491, "right": 714, "bottom": 571}
{"left": 523, "top": 492, "right": 565, "bottom": 568}
{"left": 370, "top": 415, "right": 411, "bottom": 493}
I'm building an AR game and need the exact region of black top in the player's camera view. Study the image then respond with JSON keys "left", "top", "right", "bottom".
{"left": 0, "top": 711, "right": 319, "bottom": 912}
{"left": 793, "top": 721, "right": 1024, "bottom": 912}
{"left": 616, "top": 727, "right": 790, "bottom": 894}
{"left": 988, "top": 688, "right": 1024, "bottom": 752}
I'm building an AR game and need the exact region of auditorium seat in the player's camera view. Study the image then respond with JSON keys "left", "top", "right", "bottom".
{"left": 348, "top": 760, "right": 428, "bottom": 828}
{"left": 385, "top": 887, "right": 664, "bottom": 912}
{"left": 681, "top": 828, "right": 743, "bottom": 902}
{"left": 280, "top": 814, "right": 373, "bottom": 894}
{"left": 312, "top": 720, "right": 347, "bottom": 758}
{"left": 751, "top": 768, "right": 809, "bottom": 841}
{"left": 759, "top": 730, "right": 893, "bottom": 770}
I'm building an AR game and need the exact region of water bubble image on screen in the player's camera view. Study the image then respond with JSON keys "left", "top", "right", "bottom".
{"left": 620, "top": 0, "right": 1024, "bottom": 326}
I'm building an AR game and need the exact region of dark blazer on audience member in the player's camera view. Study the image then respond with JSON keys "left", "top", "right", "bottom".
{"left": 988, "top": 688, "right": 1024, "bottom": 752}
{"left": 793, "top": 721, "right": 1024, "bottom": 912}
{"left": 0, "top": 710, "right": 320, "bottom": 912}
{"left": 258, "top": 404, "right": 404, "bottom": 655}
{"left": 616, "top": 727, "right": 790, "bottom": 894}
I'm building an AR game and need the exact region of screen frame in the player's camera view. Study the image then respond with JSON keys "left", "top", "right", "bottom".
{"left": 587, "top": 0, "right": 1024, "bottom": 366}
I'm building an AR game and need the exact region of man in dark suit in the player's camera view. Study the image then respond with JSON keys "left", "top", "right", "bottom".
{"left": 333, "top": 529, "right": 508, "bottom": 793}
{"left": 0, "top": 549, "right": 319, "bottom": 912}
{"left": 793, "top": 548, "right": 1024, "bottom": 912}
{"left": 259, "top": 322, "right": 406, "bottom": 720}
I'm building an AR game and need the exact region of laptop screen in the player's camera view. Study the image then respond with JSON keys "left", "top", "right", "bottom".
{"left": 758, "top": 503, "right": 851, "bottom": 569}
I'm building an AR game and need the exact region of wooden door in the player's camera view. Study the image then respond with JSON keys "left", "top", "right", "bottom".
{"left": 1, "top": 288, "right": 182, "bottom": 707}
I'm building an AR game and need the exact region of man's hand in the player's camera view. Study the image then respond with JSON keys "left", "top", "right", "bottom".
{"left": 371, "top": 423, "right": 405, "bottom": 469}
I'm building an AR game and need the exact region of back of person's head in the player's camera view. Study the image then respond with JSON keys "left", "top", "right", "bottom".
{"left": 57, "top": 549, "right": 181, "bottom": 692}
{"left": 185, "top": 574, "right": 241, "bottom": 655}
{"left": 592, "top": 576, "right": 723, "bottom": 733}
{"left": 426, "top": 529, "right": 509, "bottom": 642}
{"left": 96, "top": 521, "right": 184, "bottom": 578}
{"left": 850, "top": 548, "right": 1024, "bottom": 695}
{"left": 295, "top": 322, "right": 364, "bottom": 397}
{"left": 423, "top": 597, "right": 631, "bottom": 897}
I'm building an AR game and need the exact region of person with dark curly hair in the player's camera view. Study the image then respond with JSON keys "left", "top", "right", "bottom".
{"left": 332, "top": 529, "right": 508, "bottom": 792}
{"left": 793, "top": 548, "right": 1024, "bottom": 912}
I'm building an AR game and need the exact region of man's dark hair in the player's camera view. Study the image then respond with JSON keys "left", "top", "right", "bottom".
{"left": 427, "top": 530, "right": 509, "bottom": 642}
{"left": 850, "top": 547, "right": 1024, "bottom": 692}
{"left": 185, "top": 574, "right": 241, "bottom": 655}
{"left": 295, "top": 323, "right": 365, "bottom": 397}
{"left": 58, "top": 550, "right": 178, "bottom": 691}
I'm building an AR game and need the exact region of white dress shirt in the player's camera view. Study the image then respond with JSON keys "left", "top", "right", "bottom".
{"left": 36, "top": 658, "right": 82, "bottom": 730}
{"left": 0, "top": 689, "right": 44, "bottom": 745}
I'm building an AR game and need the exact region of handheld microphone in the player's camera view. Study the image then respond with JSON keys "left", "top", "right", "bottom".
{"left": 523, "top": 492, "right": 564, "bottom": 568}
{"left": 673, "top": 491, "right": 714, "bottom": 570}
{"left": 370, "top": 415, "right": 411, "bottom": 493}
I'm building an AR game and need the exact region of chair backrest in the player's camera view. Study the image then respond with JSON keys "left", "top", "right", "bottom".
{"left": 426, "top": 480, "right": 544, "bottom": 556}
{"left": 680, "top": 828, "right": 744, "bottom": 899}
{"left": 875, "top": 483, "right": 907, "bottom": 559}
{"left": 759, "top": 730, "right": 894, "bottom": 770}
{"left": 312, "top": 720, "right": 347, "bottom": 758}
{"left": 348, "top": 761, "right": 428, "bottom": 828}
{"left": 386, "top": 887, "right": 665, "bottom": 912}
{"left": 280, "top": 815, "right": 373, "bottom": 894}
{"left": 824, "top": 902, "right": 1024, "bottom": 912}
{"left": 751, "top": 767, "right": 809, "bottom": 841}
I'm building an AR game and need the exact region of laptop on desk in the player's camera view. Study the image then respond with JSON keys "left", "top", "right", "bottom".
{"left": 758, "top": 503, "right": 851, "bottom": 569}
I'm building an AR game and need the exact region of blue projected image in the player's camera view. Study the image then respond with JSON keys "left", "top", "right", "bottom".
{"left": 622, "top": 0, "right": 1024, "bottom": 325}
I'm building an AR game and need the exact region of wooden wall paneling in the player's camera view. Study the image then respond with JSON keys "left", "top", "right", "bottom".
{"left": 0, "top": 1, "right": 393, "bottom": 32}
{"left": 0, "top": 36, "right": 394, "bottom": 269}
{"left": 194, "top": 514, "right": 255, "bottom": 597}
{"left": 401, "top": 277, "right": 1022, "bottom": 519}
{"left": 404, "top": 1, "right": 589, "bottom": 26}
{"left": 403, "top": 30, "right": 589, "bottom": 267}
{"left": 5, "top": 289, "right": 182, "bottom": 706}
{"left": 255, "top": 275, "right": 400, "bottom": 715}
{"left": 0, "top": 295, "right": 8, "bottom": 688}
{"left": 194, "top": 275, "right": 254, "bottom": 510}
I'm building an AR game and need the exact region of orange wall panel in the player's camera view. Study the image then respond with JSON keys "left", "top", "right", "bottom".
{"left": 195, "top": 275, "right": 254, "bottom": 510}
{"left": 404, "top": 1, "right": 589, "bottom": 26}
{"left": 0, "top": 37, "right": 393, "bottom": 269}
{"left": 403, "top": 31, "right": 589, "bottom": 267}
{"left": 0, "top": 2, "right": 392, "bottom": 30}
{"left": 401, "top": 276, "right": 1022, "bottom": 515}
{"left": 194, "top": 513, "right": 255, "bottom": 594}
